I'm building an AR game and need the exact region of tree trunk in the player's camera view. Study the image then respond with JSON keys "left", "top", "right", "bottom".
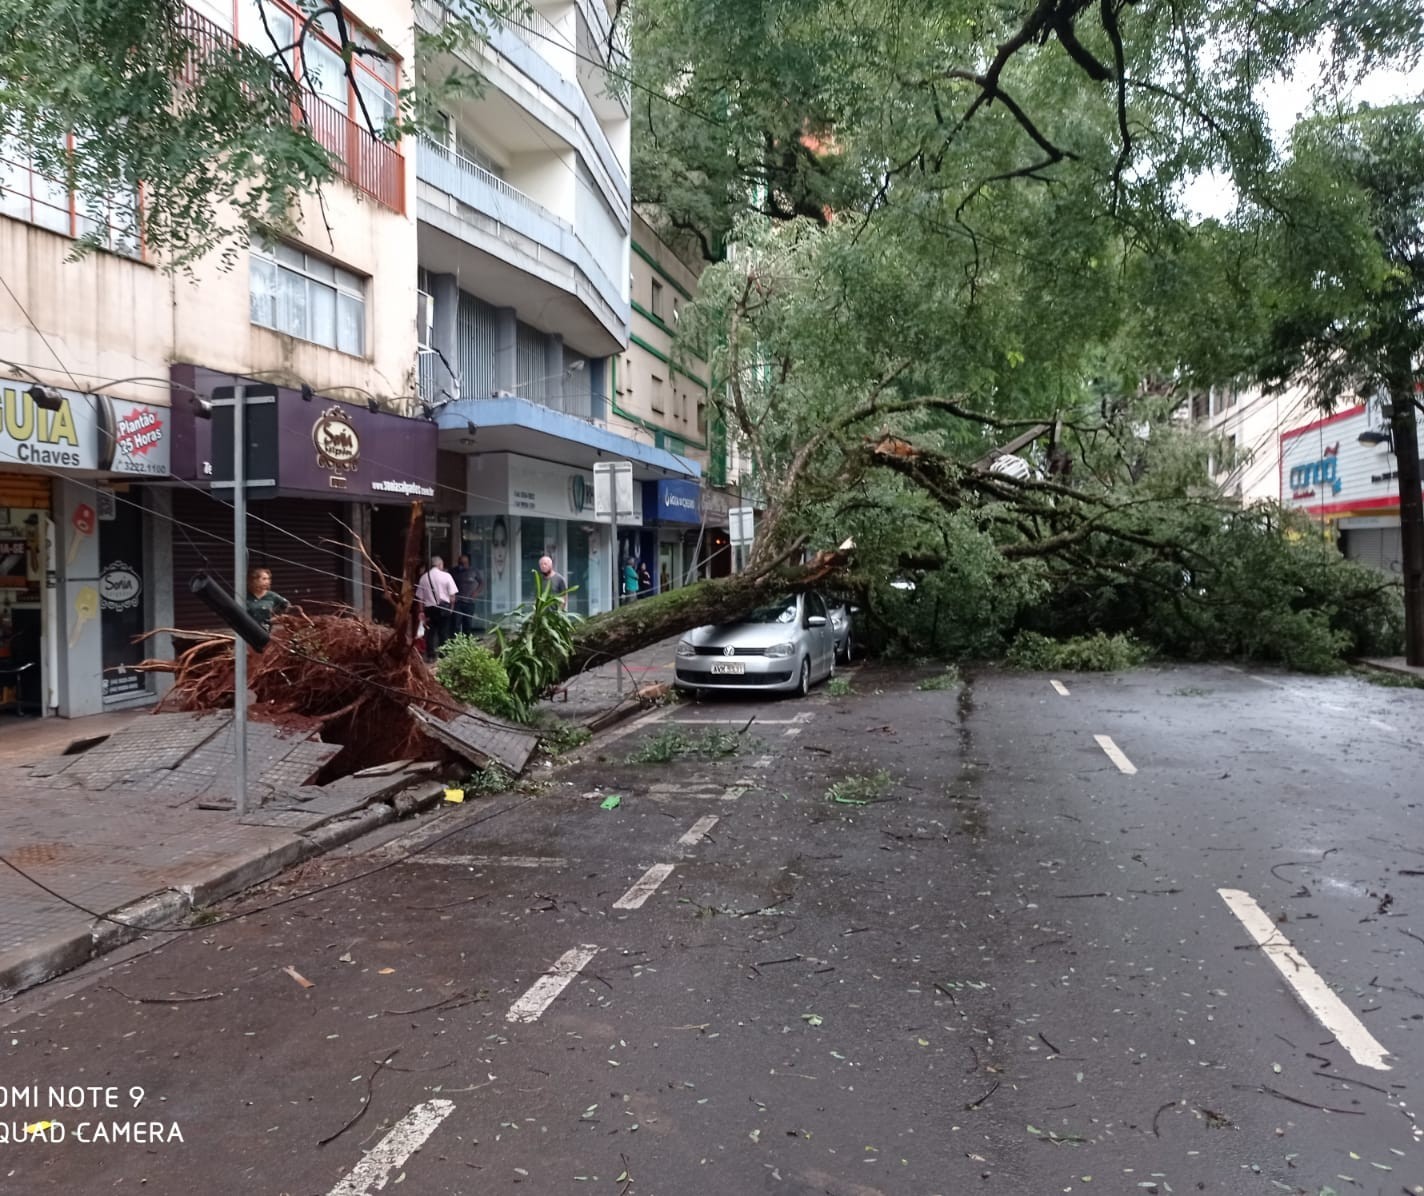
{"left": 564, "top": 552, "right": 847, "bottom": 676}
{"left": 1388, "top": 350, "right": 1424, "bottom": 666}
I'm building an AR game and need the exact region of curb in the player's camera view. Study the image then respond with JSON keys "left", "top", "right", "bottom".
{"left": 0, "top": 782, "right": 448, "bottom": 1000}
{"left": 1353, "top": 658, "right": 1424, "bottom": 683}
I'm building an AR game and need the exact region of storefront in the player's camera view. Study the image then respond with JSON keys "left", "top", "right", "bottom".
{"left": 1280, "top": 400, "right": 1423, "bottom": 575}
{"left": 0, "top": 376, "right": 173, "bottom": 717}
{"left": 645, "top": 478, "right": 703, "bottom": 591}
{"left": 463, "top": 452, "right": 644, "bottom": 620}
{"left": 168, "top": 365, "right": 439, "bottom": 629}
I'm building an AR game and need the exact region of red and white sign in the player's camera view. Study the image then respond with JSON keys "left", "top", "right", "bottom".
{"left": 1280, "top": 403, "right": 1422, "bottom": 519}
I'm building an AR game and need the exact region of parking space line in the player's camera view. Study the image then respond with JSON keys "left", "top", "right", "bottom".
{"left": 678, "top": 815, "right": 719, "bottom": 846}
{"left": 1248, "top": 674, "right": 1286, "bottom": 689}
{"left": 720, "top": 786, "right": 747, "bottom": 802}
{"left": 783, "top": 727, "right": 802, "bottom": 737}
{"left": 506, "top": 945, "right": 600, "bottom": 1023}
{"left": 326, "top": 1099, "right": 456, "bottom": 1195}
{"left": 1218, "top": 888, "right": 1392, "bottom": 1071}
{"left": 1093, "top": 734, "right": 1137, "bottom": 775}
{"left": 595, "top": 705, "right": 676, "bottom": 747}
{"left": 674, "top": 717, "right": 805, "bottom": 725}
{"left": 1050, "top": 680, "right": 1071, "bottom": 697}
{"left": 752, "top": 756, "right": 775, "bottom": 769}
{"left": 613, "top": 863, "right": 676, "bottom": 910}
{"left": 407, "top": 854, "right": 566, "bottom": 868}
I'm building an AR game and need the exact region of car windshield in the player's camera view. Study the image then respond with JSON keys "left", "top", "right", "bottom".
{"left": 739, "top": 598, "right": 798, "bottom": 625}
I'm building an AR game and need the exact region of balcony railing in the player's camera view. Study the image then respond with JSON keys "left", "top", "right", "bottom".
{"left": 177, "top": 4, "right": 404, "bottom": 214}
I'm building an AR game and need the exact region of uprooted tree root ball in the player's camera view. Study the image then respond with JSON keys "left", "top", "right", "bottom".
{"left": 142, "top": 612, "right": 454, "bottom": 780}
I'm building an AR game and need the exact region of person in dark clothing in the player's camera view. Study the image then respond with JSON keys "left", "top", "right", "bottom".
{"left": 637, "top": 558, "right": 652, "bottom": 597}
{"left": 450, "top": 553, "right": 483, "bottom": 634}
{"left": 245, "top": 567, "right": 290, "bottom": 631}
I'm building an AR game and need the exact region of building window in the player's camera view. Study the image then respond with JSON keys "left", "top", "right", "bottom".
{"left": 0, "top": 125, "right": 142, "bottom": 258}
{"left": 250, "top": 238, "right": 366, "bottom": 355}
{"left": 650, "top": 374, "right": 665, "bottom": 414}
{"left": 697, "top": 398, "right": 707, "bottom": 436}
{"left": 651, "top": 279, "right": 664, "bottom": 320}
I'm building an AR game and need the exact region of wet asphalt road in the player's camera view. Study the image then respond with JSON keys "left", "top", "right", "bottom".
{"left": 1, "top": 663, "right": 1423, "bottom": 1196}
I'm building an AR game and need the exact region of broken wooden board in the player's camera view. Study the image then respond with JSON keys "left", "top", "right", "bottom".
{"left": 408, "top": 706, "right": 539, "bottom": 775}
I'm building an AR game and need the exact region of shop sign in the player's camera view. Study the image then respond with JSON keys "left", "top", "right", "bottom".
{"left": 473, "top": 454, "right": 645, "bottom": 525}
{"left": 655, "top": 479, "right": 702, "bottom": 523}
{"left": 1280, "top": 403, "right": 1423, "bottom": 517}
{"left": 313, "top": 406, "right": 361, "bottom": 478}
{"left": 0, "top": 379, "right": 171, "bottom": 476}
{"left": 99, "top": 560, "right": 143, "bottom": 611}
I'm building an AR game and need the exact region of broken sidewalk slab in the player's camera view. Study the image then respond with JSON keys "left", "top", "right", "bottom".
{"left": 408, "top": 705, "right": 539, "bottom": 774}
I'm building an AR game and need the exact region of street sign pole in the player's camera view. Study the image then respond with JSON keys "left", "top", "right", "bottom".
{"left": 232, "top": 384, "right": 248, "bottom": 817}
{"left": 595, "top": 461, "right": 635, "bottom": 694}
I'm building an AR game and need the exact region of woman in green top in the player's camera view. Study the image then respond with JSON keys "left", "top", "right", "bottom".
{"left": 246, "top": 566, "right": 291, "bottom": 630}
{"left": 622, "top": 557, "right": 638, "bottom": 602}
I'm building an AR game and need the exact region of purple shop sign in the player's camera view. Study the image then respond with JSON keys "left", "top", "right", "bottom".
{"left": 169, "top": 364, "right": 437, "bottom": 502}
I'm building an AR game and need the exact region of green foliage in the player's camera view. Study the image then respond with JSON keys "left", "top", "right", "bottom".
{"left": 1355, "top": 667, "right": 1424, "bottom": 689}
{"left": 531, "top": 713, "right": 593, "bottom": 755}
{"left": 435, "top": 634, "right": 524, "bottom": 719}
{"left": 1007, "top": 631, "right": 1150, "bottom": 672}
{"left": 626, "top": 726, "right": 745, "bottom": 764}
{"left": 494, "top": 573, "right": 576, "bottom": 711}
{"left": 916, "top": 666, "right": 962, "bottom": 691}
{"left": 826, "top": 675, "right": 855, "bottom": 697}
{"left": 825, "top": 770, "right": 893, "bottom": 805}
{"left": 464, "top": 761, "right": 515, "bottom": 798}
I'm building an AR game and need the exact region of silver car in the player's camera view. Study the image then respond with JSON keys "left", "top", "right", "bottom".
{"left": 675, "top": 592, "right": 837, "bottom": 697}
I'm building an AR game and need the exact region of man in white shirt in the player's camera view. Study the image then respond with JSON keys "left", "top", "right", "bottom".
{"left": 416, "top": 555, "right": 459, "bottom": 661}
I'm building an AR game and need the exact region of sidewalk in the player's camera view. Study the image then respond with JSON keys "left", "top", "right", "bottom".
{"left": 537, "top": 635, "right": 682, "bottom": 729}
{"left": 0, "top": 710, "right": 445, "bottom": 998}
{"left": 1359, "top": 656, "right": 1424, "bottom": 682}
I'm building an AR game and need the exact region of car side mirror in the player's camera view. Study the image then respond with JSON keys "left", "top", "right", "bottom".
{"left": 806, "top": 614, "right": 827, "bottom": 627}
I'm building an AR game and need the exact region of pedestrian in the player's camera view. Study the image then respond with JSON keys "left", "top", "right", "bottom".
{"left": 450, "top": 552, "right": 483, "bottom": 634}
{"left": 622, "top": 556, "right": 638, "bottom": 604}
{"left": 659, "top": 563, "right": 671, "bottom": 593}
{"left": 416, "top": 555, "right": 458, "bottom": 661}
{"left": 637, "top": 558, "right": 652, "bottom": 597}
{"left": 537, "top": 555, "right": 568, "bottom": 608}
{"left": 245, "top": 566, "right": 291, "bottom": 631}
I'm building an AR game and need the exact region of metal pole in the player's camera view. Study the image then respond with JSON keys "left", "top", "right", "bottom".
{"left": 612, "top": 488, "right": 622, "bottom": 695}
{"left": 233, "top": 384, "right": 248, "bottom": 816}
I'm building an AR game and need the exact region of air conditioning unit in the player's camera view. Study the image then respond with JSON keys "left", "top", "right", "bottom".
{"left": 417, "top": 290, "right": 434, "bottom": 349}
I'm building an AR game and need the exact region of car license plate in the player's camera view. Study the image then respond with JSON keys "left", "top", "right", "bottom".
{"left": 710, "top": 662, "right": 745, "bottom": 675}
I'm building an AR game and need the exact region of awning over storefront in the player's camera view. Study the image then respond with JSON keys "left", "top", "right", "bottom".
{"left": 169, "top": 365, "right": 437, "bottom": 503}
{"left": 650, "top": 478, "right": 702, "bottom": 524}
{"left": 433, "top": 395, "right": 700, "bottom": 480}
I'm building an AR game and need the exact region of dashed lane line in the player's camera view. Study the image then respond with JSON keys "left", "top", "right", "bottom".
{"left": 613, "top": 863, "right": 676, "bottom": 910}
{"left": 1218, "top": 888, "right": 1392, "bottom": 1071}
{"left": 1248, "top": 674, "right": 1287, "bottom": 689}
{"left": 783, "top": 727, "right": 802, "bottom": 737}
{"left": 720, "top": 786, "right": 747, "bottom": 802}
{"left": 407, "top": 854, "right": 566, "bottom": 868}
{"left": 1050, "top": 679, "right": 1071, "bottom": 697}
{"left": 678, "top": 814, "right": 719, "bottom": 846}
{"left": 594, "top": 705, "right": 676, "bottom": 747}
{"left": 1093, "top": 734, "right": 1138, "bottom": 775}
{"left": 506, "top": 945, "right": 600, "bottom": 1023}
{"left": 326, "top": 1099, "right": 456, "bottom": 1196}
{"left": 752, "top": 755, "right": 775, "bottom": 769}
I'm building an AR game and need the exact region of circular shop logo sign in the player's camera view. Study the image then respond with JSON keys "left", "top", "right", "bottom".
{"left": 313, "top": 407, "right": 361, "bottom": 473}
{"left": 99, "top": 560, "right": 142, "bottom": 611}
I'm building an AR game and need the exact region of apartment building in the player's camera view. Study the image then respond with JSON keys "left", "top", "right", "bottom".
{"left": 0, "top": 0, "right": 430, "bottom": 717}
{"left": 1190, "top": 379, "right": 1316, "bottom": 503}
{"left": 616, "top": 212, "right": 744, "bottom": 587}
{"left": 412, "top": 0, "right": 701, "bottom": 619}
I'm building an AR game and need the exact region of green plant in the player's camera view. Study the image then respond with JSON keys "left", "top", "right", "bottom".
{"left": 465, "top": 762, "right": 515, "bottom": 797}
{"left": 825, "top": 769, "right": 893, "bottom": 805}
{"left": 916, "top": 666, "right": 961, "bottom": 691}
{"left": 435, "top": 634, "right": 524, "bottom": 719}
{"left": 1354, "top": 667, "right": 1424, "bottom": 689}
{"left": 531, "top": 712, "right": 593, "bottom": 755}
{"left": 1006, "top": 631, "right": 1150, "bottom": 672}
{"left": 826, "top": 675, "right": 854, "bottom": 697}
{"left": 626, "top": 726, "right": 747, "bottom": 764}
{"left": 495, "top": 573, "right": 577, "bottom": 711}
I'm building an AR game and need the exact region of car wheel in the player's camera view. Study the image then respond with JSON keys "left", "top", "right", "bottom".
{"left": 796, "top": 656, "right": 811, "bottom": 698}
{"left": 842, "top": 632, "right": 854, "bottom": 664}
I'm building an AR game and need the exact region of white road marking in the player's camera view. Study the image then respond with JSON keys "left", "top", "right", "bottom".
{"left": 1369, "top": 717, "right": 1396, "bottom": 732}
{"left": 649, "top": 782, "right": 722, "bottom": 795}
{"left": 674, "top": 717, "right": 806, "bottom": 725}
{"left": 326, "top": 1099, "right": 456, "bottom": 1195}
{"left": 1050, "top": 679, "right": 1071, "bottom": 697}
{"left": 408, "top": 854, "right": 565, "bottom": 868}
{"left": 596, "top": 705, "right": 676, "bottom": 747}
{"left": 1248, "top": 674, "right": 1286, "bottom": 689}
{"left": 1093, "top": 734, "right": 1137, "bottom": 775}
{"left": 753, "top": 755, "right": 775, "bottom": 769}
{"left": 1217, "top": 888, "right": 1392, "bottom": 1071}
{"left": 506, "top": 945, "right": 600, "bottom": 1023}
{"left": 720, "top": 785, "right": 747, "bottom": 802}
{"left": 783, "top": 727, "right": 802, "bottom": 737}
{"left": 678, "top": 814, "right": 719, "bottom": 846}
{"left": 613, "top": 863, "right": 676, "bottom": 910}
